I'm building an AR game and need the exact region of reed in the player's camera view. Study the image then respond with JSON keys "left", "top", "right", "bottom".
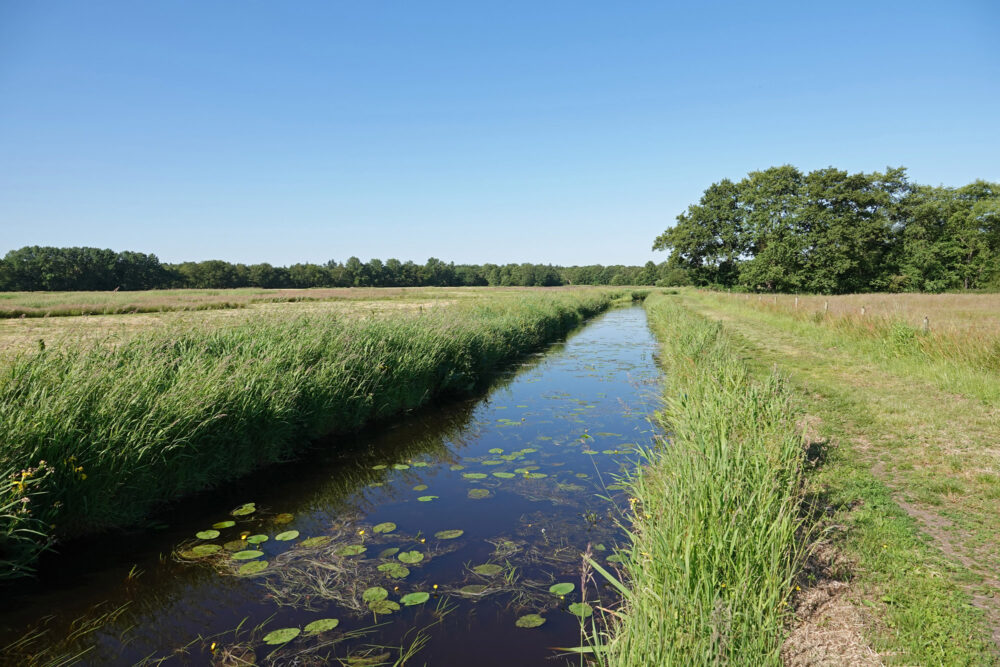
{"left": 595, "top": 293, "right": 805, "bottom": 664}
{"left": 0, "top": 290, "right": 618, "bottom": 579}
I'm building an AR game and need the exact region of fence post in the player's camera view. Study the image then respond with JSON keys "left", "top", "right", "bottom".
{"left": 922, "top": 316, "right": 929, "bottom": 333}
{"left": 794, "top": 296, "right": 799, "bottom": 309}
{"left": 824, "top": 300, "right": 829, "bottom": 314}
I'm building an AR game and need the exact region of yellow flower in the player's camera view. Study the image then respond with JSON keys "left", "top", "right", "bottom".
{"left": 79, "top": 473, "right": 87, "bottom": 480}
{"left": 358, "top": 529, "right": 365, "bottom": 536}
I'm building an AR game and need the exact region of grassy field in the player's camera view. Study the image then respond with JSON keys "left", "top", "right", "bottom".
{"left": 594, "top": 293, "right": 805, "bottom": 664}
{"left": 673, "top": 289, "right": 999, "bottom": 664}
{"left": 0, "top": 287, "right": 626, "bottom": 580}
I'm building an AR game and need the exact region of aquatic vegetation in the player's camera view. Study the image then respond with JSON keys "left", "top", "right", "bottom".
{"left": 275, "top": 530, "right": 299, "bottom": 541}
{"left": 568, "top": 602, "right": 593, "bottom": 618}
{"left": 195, "top": 529, "right": 220, "bottom": 540}
{"left": 467, "top": 488, "right": 491, "bottom": 499}
{"left": 212, "top": 520, "right": 235, "bottom": 529}
{"left": 472, "top": 563, "right": 503, "bottom": 576}
{"left": 262, "top": 627, "right": 300, "bottom": 645}
{"left": 400, "top": 592, "right": 430, "bottom": 606}
{"left": 433, "top": 530, "right": 463, "bottom": 540}
{"left": 238, "top": 560, "right": 268, "bottom": 575}
{"left": 368, "top": 600, "right": 400, "bottom": 614}
{"left": 231, "top": 503, "right": 256, "bottom": 517}
{"left": 300, "top": 536, "right": 331, "bottom": 548}
{"left": 272, "top": 513, "right": 294, "bottom": 524}
{"left": 372, "top": 522, "right": 396, "bottom": 534}
{"left": 397, "top": 551, "right": 423, "bottom": 564}
{"left": 246, "top": 534, "right": 268, "bottom": 544}
{"left": 515, "top": 614, "right": 546, "bottom": 628}
{"left": 231, "top": 550, "right": 264, "bottom": 560}
{"left": 362, "top": 587, "right": 388, "bottom": 602}
{"left": 304, "top": 618, "right": 339, "bottom": 633}
{"left": 416, "top": 495, "right": 438, "bottom": 502}
{"left": 549, "top": 582, "right": 574, "bottom": 596}
{"left": 462, "top": 473, "right": 487, "bottom": 480}
{"left": 336, "top": 545, "right": 367, "bottom": 556}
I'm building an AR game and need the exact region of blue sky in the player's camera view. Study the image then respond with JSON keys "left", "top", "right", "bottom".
{"left": 1, "top": 1, "right": 998, "bottom": 266}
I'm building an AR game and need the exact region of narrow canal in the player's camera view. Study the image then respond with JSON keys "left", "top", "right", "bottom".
{"left": 0, "top": 305, "right": 662, "bottom": 666}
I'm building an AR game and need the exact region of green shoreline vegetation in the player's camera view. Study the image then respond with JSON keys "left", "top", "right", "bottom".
{"left": 594, "top": 293, "right": 805, "bottom": 664}
{"left": 0, "top": 289, "right": 627, "bottom": 580}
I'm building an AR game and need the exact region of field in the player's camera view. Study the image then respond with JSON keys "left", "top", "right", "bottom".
{"left": 0, "top": 287, "right": 626, "bottom": 580}
{"left": 662, "top": 289, "right": 1000, "bottom": 664}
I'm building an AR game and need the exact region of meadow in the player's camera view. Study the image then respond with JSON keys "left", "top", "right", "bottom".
{"left": 0, "top": 287, "right": 625, "bottom": 580}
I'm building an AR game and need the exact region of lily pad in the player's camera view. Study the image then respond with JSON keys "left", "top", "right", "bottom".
{"left": 449, "top": 465, "right": 465, "bottom": 471}
{"left": 275, "top": 530, "right": 299, "bottom": 541}
{"left": 223, "top": 540, "right": 245, "bottom": 551}
{"left": 515, "top": 614, "right": 546, "bottom": 628}
{"left": 492, "top": 472, "right": 515, "bottom": 479}
{"left": 377, "top": 562, "right": 410, "bottom": 578}
{"left": 212, "top": 520, "right": 236, "bottom": 530}
{"left": 397, "top": 551, "right": 424, "bottom": 564}
{"left": 304, "top": 618, "right": 340, "bottom": 633}
{"left": 232, "top": 550, "right": 264, "bottom": 560}
{"left": 488, "top": 448, "right": 504, "bottom": 454}
{"left": 482, "top": 460, "right": 504, "bottom": 466}
{"left": 362, "top": 586, "right": 388, "bottom": 602}
{"left": 262, "top": 627, "right": 300, "bottom": 645}
{"left": 412, "top": 462, "right": 429, "bottom": 468}
{"left": 434, "top": 529, "right": 464, "bottom": 540}
{"left": 392, "top": 464, "right": 410, "bottom": 470}
{"left": 372, "top": 464, "right": 387, "bottom": 470}
{"left": 417, "top": 496, "right": 438, "bottom": 502}
{"left": 379, "top": 547, "right": 400, "bottom": 558}
{"left": 373, "top": 522, "right": 397, "bottom": 534}
{"left": 462, "top": 473, "right": 487, "bottom": 480}
{"left": 300, "top": 536, "right": 331, "bottom": 548}
{"left": 238, "top": 560, "right": 268, "bottom": 575}
{"left": 606, "top": 553, "right": 626, "bottom": 563}
{"left": 337, "top": 545, "right": 367, "bottom": 556}
{"left": 526, "top": 472, "right": 548, "bottom": 479}
{"left": 549, "top": 582, "right": 575, "bottom": 596}
{"left": 468, "top": 489, "right": 491, "bottom": 499}
{"left": 412, "top": 484, "right": 428, "bottom": 491}
{"left": 473, "top": 564, "right": 503, "bottom": 576}
{"left": 400, "top": 591, "right": 430, "bottom": 606}
{"left": 459, "top": 584, "right": 488, "bottom": 595}
{"left": 231, "top": 503, "right": 256, "bottom": 517}
{"left": 568, "top": 602, "right": 593, "bottom": 618}
{"left": 521, "top": 448, "right": 538, "bottom": 454}
{"left": 368, "top": 600, "right": 400, "bottom": 614}
{"left": 196, "top": 529, "right": 220, "bottom": 540}
{"left": 246, "top": 534, "right": 268, "bottom": 544}
{"left": 575, "top": 473, "right": 589, "bottom": 478}
{"left": 272, "top": 513, "right": 294, "bottom": 524}
{"left": 514, "top": 468, "right": 530, "bottom": 474}
{"left": 191, "top": 544, "right": 221, "bottom": 556}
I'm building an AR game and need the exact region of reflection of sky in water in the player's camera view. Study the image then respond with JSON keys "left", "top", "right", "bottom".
{"left": 1, "top": 306, "right": 662, "bottom": 666}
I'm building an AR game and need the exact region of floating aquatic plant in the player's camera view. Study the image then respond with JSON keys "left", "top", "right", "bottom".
{"left": 362, "top": 587, "right": 388, "bottom": 602}
{"left": 372, "top": 522, "right": 396, "bottom": 534}
{"left": 472, "top": 564, "right": 502, "bottom": 576}
{"left": 231, "top": 503, "right": 256, "bottom": 517}
{"left": 549, "top": 582, "right": 574, "bottom": 596}
{"left": 304, "top": 618, "right": 339, "bottom": 633}
{"left": 492, "top": 472, "right": 515, "bottom": 479}
{"left": 262, "top": 627, "right": 300, "bottom": 645}
{"left": 337, "top": 545, "right": 367, "bottom": 556}
{"left": 400, "top": 591, "right": 429, "bottom": 606}
{"left": 568, "top": 602, "right": 593, "bottom": 618}
{"left": 378, "top": 547, "right": 400, "bottom": 558}
{"left": 272, "top": 513, "right": 294, "bottom": 524}
{"left": 434, "top": 529, "right": 463, "bottom": 540}
{"left": 416, "top": 496, "right": 438, "bottom": 502}
{"left": 299, "top": 536, "right": 331, "bottom": 548}
{"left": 412, "top": 484, "right": 428, "bottom": 491}
{"left": 212, "top": 520, "right": 235, "bottom": 530}
{"left": 239, "top": 560, "right": 268, "bottom": 575}
{"left": 397, "top": 551, "right": 423, "bottom": 564}
{"left": 232, "top": 550, "right": 264, "bottom": 560}
{"left": 515, "top": 614, "right": 546, "bottom": 628}
{"left": 368, "top": 600, "right": 400, "bottom": 614}
{"left": 462, "top": 473, "right": 487, "bottom": 480}
{"left": 196, "top": 530, "right": 220, "bottom": 540}
{"left": 191, "top": 544, "right": 221, "bottom": 556}
{"left": 392, "top": 464, "right": 410, "bottom": 470}
{"left": 459, "top": 584, "right": 487, "bottom": 595}
{"left": 467, "top": 489, "right": 491, "bottom": 499}
{"left": 275, "top": 530, "right": 299, "bottom": 541}
{"left": 246, "top": 534, "right": 268, "bottom": 544}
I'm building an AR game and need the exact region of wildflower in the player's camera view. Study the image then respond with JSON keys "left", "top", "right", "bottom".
{"left": 79, "top": 474, "right": 87, "bottom": 480}
{"left": 358, "top": 529, "right": 365, "bottom": 536}
{"left": 210, "top": 642, "right": 217, "bottom": 652}
{"left": 432, "top": 584, "right": 438, "bottom": 590}
{"left": 420, "top": 538, "right": 425, "bottom": 543}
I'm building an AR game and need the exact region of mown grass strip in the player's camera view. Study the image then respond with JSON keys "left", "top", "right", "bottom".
{"left": 0, "top": 290, "right": 619, "bottom": 580}
{"left": 593, "top": 293, "right": 805, "bottom": 664}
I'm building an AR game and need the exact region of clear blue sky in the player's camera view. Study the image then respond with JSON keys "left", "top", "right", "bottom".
{"left": 2, "top": 1, "right": 998, "bottom": 266}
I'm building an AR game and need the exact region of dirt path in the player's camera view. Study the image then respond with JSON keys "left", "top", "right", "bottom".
{"left": 684, "top": 295, "right": 1000, "bottom": 658}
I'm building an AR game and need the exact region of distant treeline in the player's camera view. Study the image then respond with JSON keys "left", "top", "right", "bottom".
{"left": 0, "top": 246, "right": 682, "bottom": 291}
{"left": 654, "top": 166, "right": 1000, "bottom": 293}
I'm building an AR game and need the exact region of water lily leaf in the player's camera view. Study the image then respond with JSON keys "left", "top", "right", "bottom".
{"left": 488, "top": 448, "right": 504, "bottom": 454}
{"left": 377, "top": 562, "right": 410, "bottom": 578}
{"left": 526, "top": 472, "right": 548, "bottom": 479}
{"left": 262, "top": 627, "right": 300, "bottom": 645}
{"left": 373, "top": 522, "right": 397, "bottom": 534}
{"left": 337, "top": 545, "right": 367, "bottom": 556}
{"left": 212, "top": 520, "right": 236, "bottom": 529}
{"left": 606, "top": 553, "right": 625, "bottom": 563}
{"left": 434, "top": 529, "right": 463, "bottom": 540}
{"left": 462, "top": 473, "right": 487, "bottom": 480}
{"left": 417, "top": 496, "right": 438, "bottom": 502}
{"left": 379, "top": 547, "right": 400, "bottom": 558}
{"left": 304, "top": 618, "right": 339, "bottom": 633}
{"left": 602, "top": 449, "right": 617, "bottom": 455}
{"left": 412, "top": 462, "right": 429, "bottom": 468}
{"left": 595, "top": 543, "right": 606, "bottom": 551}
{"left": 362, "top": 586, "right": 388, "bottom": 602}
{"left": 191, "top": 544, "right": 221, "bottom": 556}
{"left": 514, "top": 468, "right": 530, "bottom": 474}
{"left": 473, "top": 564, "right": 502, "bottom": 576}
{"left": 521, "top": 448, "right": 538, "bottom": 454}
{"left": 412, "top": 484, "right": 428, "bottom": 491}
{"left": 300, "top": 536, "right": 331, "bottom": 548}
{"left": 232, "top": 550, "right": 264, "bottom": 560}
{"left": 568, "top": 602, "right": 593, "bottom": 618}
{"left": 397, "top": 550, "right": 424, "bottom": 564}
{"left": 392, "top": 464, "right": 410, "bottom": 470}
{"left": 449, "top": 464, "right": 465, "bottom": 471}
{"left": 606, "top": 483, "right": 625, "bottom": 490}
{"left": 275, "top": 530, "right": 299, "bottom": 541}
{"left": 492, "top": 472, "right": 515, "bottom": 479}
{"left": 239, "top": 560, "right": 268, "bottom": 575}
{"left": 372, "top": 464, "right": 387, "bottom": 470}
{"left": 575, "top": 473, "right": 589, "bottom": 478}
{"left": 400, "top": 591, "right": 430, "bottom": 606}
{"left": 223, "top": 540, "right": 245, "bottom": 551}
{"left": 459, "top": 584, "right": 488, "bottom": 595}
{"left": 500, "top": 454, "right": 520, "bottom": 461}
{"left": 368, "top": 600, "right": 400, "bottom": 614}
{"left": 482, "top": 460, "right": 504, "bottom": 466}
{"left": 196, "top": 530, "right": 220, "bottom": 540}
{"left": 467, "top": 489, "right": 491, "bottom": 499}
{"left": 515, "top": 614, "right": 546, "bottom": 628}
{"left": 549, "top": 582, "right": 575, "bottom": 596}
{"left": 272, "top": 513, "right": 294, "bottom": 524}
{"left": 231, "top": 503, "right": 256, "bottom": 517}
{"left": 246, "top": 534, "right": 268, "bottom": 544}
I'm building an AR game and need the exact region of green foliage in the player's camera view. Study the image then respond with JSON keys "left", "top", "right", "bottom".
{"left": 653, "top": 167, "right": 1000, "bottom": 293}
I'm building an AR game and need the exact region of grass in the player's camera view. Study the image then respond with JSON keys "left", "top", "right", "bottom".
{"left": 592, "top": 292, "right": 806, "bottom": 664}
{"left": 0, "top": 288, "right": 625, "bottom": 580}
{"left": 679, "top": 289, "right": 998, "bottom": 664}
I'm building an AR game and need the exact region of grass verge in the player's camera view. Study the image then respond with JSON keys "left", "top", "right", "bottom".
{"left": 592, "top": 292, "right": 806, "bottom": 664}
{"left": 0, "top": 290, "right": 620, "bottom": 580}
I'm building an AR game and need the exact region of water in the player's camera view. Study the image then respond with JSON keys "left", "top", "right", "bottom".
{"left": 0, "top": 305, "right": 662, "bottom": 666}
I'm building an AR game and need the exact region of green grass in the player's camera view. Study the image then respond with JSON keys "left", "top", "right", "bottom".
{"left": 0, "top": 290, "right": 621, "bottom": 580}
{"left": 593, "top": 293, "right": 806, "bottom": 664}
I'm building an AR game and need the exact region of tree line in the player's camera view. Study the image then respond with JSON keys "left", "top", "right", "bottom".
{"left": 0, "top": 246, "right": 682, "bottom": 291}
{"left": 654, "top": 165, "right": 1000, "bottom": 293}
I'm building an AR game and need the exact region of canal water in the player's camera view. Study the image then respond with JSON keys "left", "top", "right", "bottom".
{"left": 0, "top": 305, "right": 662, "bottom": 666}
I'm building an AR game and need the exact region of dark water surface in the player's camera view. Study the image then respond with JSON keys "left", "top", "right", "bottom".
{"left": 0, "top": 305, "right": 662, "bottom": 666}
